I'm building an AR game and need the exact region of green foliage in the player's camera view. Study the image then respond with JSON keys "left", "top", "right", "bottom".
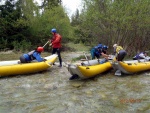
{"left": 37, "top": 6, "right": 72, "bottom": 42}
{"left": 71, "top": 55, "right": 85, "bottom": 62}
{"left": 0, "top": 0, "right": 73, "bottom": 51}
{"left": 0, "top": 0, "right": 30, "bottom": 50}
{"left": 12, "top": 40, "right": 32, "bottom": 52}
{"left": 77, "top": 0, "right": 150, "bottom": 55}
{"left": 0, "top": 0, "right": 149, "bottom": 57}
{"left": 40, "top": 0, "right": 62, "bottom": 9}
{"left": 65, "top": 42, "right": 91, "bottom": 52}
{"left": 71, "top": 9, "right": 80, "bottom": 26}
{"left": 0, "top": 37, "right": 8, "bottom": 50}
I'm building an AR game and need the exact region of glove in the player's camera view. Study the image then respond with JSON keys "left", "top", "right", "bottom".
{"left": 49, "top": 43, "right": 52, "bottom": 46}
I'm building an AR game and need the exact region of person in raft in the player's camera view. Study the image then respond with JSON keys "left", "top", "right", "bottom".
{"left": 90, "top": 43, "right": 103, "bottom": 59}
{"left": 113, "top": 44, "right": 127, "bottom": 61}
{"left": 20, "top": 46, "right": 46, "bottom": 63}
{"left": 133, "top": 51, "right": 150, "bottom": 61}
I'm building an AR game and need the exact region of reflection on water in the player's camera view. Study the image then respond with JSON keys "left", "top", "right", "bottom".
{"left": 0, "top": 66, "right": 150, "bottom": 113}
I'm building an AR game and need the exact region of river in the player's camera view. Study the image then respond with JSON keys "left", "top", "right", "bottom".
{"left": 0, "top": 52, "right": 150, "bottom": 113}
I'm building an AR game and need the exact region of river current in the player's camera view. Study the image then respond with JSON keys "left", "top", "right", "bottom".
{"left": 0, "top": 52, "right": 149, "bottom": 113}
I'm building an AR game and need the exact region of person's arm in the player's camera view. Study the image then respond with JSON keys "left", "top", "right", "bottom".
{"left": 101, "top": 52, "right": 109, "bottom": 60}
{"left": 139, "top": 53, "right": 146, "bottom": 59}
{"left": 49, "top": 36, "right": 55, "bottom": 46}
{"left": 33, "top": 52, "right": 44, "bottom": 62}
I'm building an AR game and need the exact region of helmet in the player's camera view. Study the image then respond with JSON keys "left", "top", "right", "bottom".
{"left": 113, "top": 44, "right": 117, "bottom": 47}
{"left": 103, "top": 45, "right": 108, "bottom": 50}
{"left": 94, "top": 44, "right": 103, "bottom": 49}
{"left": 37, "top": 47, "right": 44, "bottom": 52}
{"left": 97, "top": 44, "right": 103, "bottom": 49}
{"left": 51, "top": 28, "right": 57, "bottom": 33}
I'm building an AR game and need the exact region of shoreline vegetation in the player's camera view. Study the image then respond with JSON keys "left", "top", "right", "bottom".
{"left": 0, "top": 43, "right": 91, "bottom": 61}
{"left": 0, "top": 42, "right": 138, "bottom": 61}
{"left": 0, "top": 0, "right": 149, "bottom": 56}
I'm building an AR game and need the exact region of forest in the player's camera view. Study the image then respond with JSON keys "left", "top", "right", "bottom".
{"left": 0, "top": 0, "right": 149, "bottom": 56}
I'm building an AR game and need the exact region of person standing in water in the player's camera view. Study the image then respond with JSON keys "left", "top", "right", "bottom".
{"left": 49, "top": 28, "right": 62, "bottom": 67}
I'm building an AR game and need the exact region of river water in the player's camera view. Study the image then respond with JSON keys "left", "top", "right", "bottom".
{"left": 0, "top": 52, "right": 150, "bottom": 113}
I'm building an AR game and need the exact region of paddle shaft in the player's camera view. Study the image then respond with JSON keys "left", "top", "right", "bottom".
{"left": 43, "top": 41, "right": 49, "bottom": 48}
{"left": 84, "top": 52, "right": 90, "bottom": 65}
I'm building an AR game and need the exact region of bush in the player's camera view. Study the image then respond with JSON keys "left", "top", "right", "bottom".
{"left": 12, "top": 40, "right": 32, "bottom": 52}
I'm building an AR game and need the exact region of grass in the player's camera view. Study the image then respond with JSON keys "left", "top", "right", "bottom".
{"left": 0, "top": 51, "right": 50, "bottom": 61}
{"left": 64, "top": 42, "right": 91, "bottom": 52}
{"left": 0, "top": 51, "right": 21, "bottom": 60}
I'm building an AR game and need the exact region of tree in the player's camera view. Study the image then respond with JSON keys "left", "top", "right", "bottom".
{"left": 77, "top": 0, "right": 150, "bottom": 55}
{"left": 0, "top": 0, "right": 29, "bottom": 49}
{"left": 71, "top": 9, "right": 80, "bottom": 26}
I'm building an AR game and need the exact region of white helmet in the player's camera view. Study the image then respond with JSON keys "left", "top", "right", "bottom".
{"left": 113, "top": 44, "right": 117, "bottom": 47}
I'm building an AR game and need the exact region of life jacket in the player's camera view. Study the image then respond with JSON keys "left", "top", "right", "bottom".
{"left": 93, "top": 44, "right": 103, "bottom": 55}
{"left": 116, "top": 46, "right": 123, "bottom": 53}
{"left": 27, "top": 50, "right": 36, "bottom": 60}
{"left": 95, "top": 49, "right": 100, "bottom": 56}
{"left": 51, "top": 33, "right": 62, "bottom": 48}
{"left": 134, "top": 52, "right": 145, "bottom": 59}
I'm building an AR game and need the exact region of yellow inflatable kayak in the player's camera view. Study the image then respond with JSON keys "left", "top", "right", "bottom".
{"left": 112, "top": 59, "right": 150, "bottom": 75}
{"left": 0, "top": 54, "right": 57, "bottom": 77}
{"left": 68, "top": 59, "right": 112, "bottom": 80}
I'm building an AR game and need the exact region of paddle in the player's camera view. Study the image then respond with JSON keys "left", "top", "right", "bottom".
{"left": 43, "top": 41, "right": 49, "bottom": 48}
{"left": 41, "top": 41, "right": 50, "bottom": 62}
{"left": 83, "top": 52, "right": 91, "bottom": 66}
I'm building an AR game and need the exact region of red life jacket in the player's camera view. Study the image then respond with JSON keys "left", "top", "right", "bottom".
{"left": 51, "top": 33, "right": 62, "bottom": 48}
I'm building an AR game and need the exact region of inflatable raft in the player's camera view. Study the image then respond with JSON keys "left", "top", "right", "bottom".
{"left": 0, "top": 55, "right": 56, "bottom": 66}
{"left": 112, "top": 58, "right": 150, "bottom": 75}
{"left": 68, "top": 59, "right": 112, "bottom": 80}
{"left": 0, "top": 54, "right": 57, "bottom": 77}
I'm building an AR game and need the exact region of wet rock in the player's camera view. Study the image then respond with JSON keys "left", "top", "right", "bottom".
{"left": 71, "top": 83, "right": 83, "bottom": 88}
{"left": 71, "top": 96, "right": 78, "bottom": 101}
{"left": 99, "top": 92, "right": 107, "bottom": 99}
{"left": 86, "top": 91, "right": 92, "bottom": 95}
{"left": 31, "top": 105, "right": 47, "bottom": 112}
{"left": 137, "top": 104, "right": 150, "bottom": 111}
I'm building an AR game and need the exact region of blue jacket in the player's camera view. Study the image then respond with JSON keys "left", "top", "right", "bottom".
{"left": 23, "top": 50, "right": 44, "bottom": 62}
{"left": 94, "top": 44, "right": 103, "bottom": 55}
{"left": 133, "top": 52, "right": 145, "bottom": 59}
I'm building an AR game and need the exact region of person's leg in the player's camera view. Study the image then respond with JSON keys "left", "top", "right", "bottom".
{"left": 118, "top": 51, "right": 126, "bottom": 61}
{"left": 90, "top": 49, "right": 95, "bottom": 59}
{"left": 52, "top": 48, "right": 57, "bottom": 54}
{"left": 117, "top": 54, "right": 123, "bottom": 61}
{"left": 99, "top": 58, "right": 107, "bottom": 64}
{"left": 95, "top": 54, "right": 100, "bottom": 59}
{"left": 56, "top": 48, "right": 62, "bottom": 67}
{"left": 20, "top": 56, "right": 27, "bottom": 63}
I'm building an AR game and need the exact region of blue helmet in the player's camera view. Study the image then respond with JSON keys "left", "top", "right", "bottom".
{"left": 102, "top": 45, "right": 108, "bottom": 50}
{"left": 94, "top": 44, "right": 103, "bottom": 49}
{"left": 97, "top": 44, "right": 103, "bottom": 49}
{"left": 51, "top": 28, "right": 57, "bottom": 33}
